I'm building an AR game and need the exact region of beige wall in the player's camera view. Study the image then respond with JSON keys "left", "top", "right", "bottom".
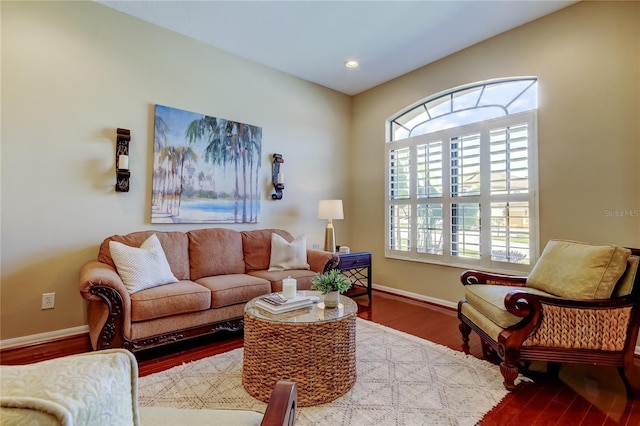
{"left": 349, "top": 1, "right": 640, "bottom": 303}
{"left": 1, "top": 1, "right": 350, "bottom": 340}
{"left": 2, "top": 1, "right": 639, "bottom": 344}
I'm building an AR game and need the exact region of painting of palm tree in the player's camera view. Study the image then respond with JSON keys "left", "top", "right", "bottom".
{"left": 152, "top": 104, "right": 261, "bottom": 223}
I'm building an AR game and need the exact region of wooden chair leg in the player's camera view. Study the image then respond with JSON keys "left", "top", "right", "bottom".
{"left": 480, "top": 340, "right": 500, "bottom": 364}
{"left": 500, "top": 361, "right": 520, "bottom": 391}
{"left": 547, "top": 362, "right": 561, "bottom": 378}
{"left": 618, "top": 363, "right": 640, "bottom": 399}
{"left": 459, "top": 321, "right": 472, "bottom": 355}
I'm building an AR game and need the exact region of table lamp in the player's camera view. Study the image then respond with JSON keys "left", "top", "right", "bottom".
{"left": 318, "top": 199, "right": 344, "bottom": 252}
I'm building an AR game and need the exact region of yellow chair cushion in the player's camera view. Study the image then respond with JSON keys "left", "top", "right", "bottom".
{"left": 615, "top": 256, "right": 639, "bottom": 297}
{"left": 526, "top": 240, "right": 630, "bottom": 299}
{"left": 464, "top": 284, "right": 554, "bottom": 329}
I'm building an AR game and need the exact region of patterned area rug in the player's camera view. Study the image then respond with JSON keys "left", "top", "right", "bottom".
{"left": 139, "top": 318, "right": 510, "bottom": 425}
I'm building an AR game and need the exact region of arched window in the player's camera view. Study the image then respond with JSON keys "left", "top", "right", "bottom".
{"left": 385, "top": 78, "right": 538, "bottom": 272}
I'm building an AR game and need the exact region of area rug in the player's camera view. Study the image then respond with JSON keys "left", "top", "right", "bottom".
{"left": 138, "top": 318, "right": 511, "bottom": 425}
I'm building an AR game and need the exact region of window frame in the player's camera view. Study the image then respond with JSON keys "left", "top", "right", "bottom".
{"left": 385, "top": 86, "right": 539, "bottom": 274}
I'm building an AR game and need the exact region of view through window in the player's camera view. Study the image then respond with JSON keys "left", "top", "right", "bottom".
{"left": 386, "top": 78, "right": 539, "bottom": 272}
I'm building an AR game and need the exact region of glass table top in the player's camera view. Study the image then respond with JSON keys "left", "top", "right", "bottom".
{"left": 245, "top": 291, "right": 358, "bottom": 324}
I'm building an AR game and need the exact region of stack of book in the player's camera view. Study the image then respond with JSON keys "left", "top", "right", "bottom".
{"left": 255, "top": 293, "right": 312, "bottom": 314}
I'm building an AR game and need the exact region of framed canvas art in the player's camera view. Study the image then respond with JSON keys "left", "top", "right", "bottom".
{"left": 152, "top": 104, "right": 262, "bottom": 223}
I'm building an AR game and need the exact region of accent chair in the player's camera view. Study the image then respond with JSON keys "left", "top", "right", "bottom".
{"left": 458, "top": 240, "right": 640, "bottom": 397}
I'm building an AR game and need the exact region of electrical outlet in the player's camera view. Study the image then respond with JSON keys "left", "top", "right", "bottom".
{"left": 42, "top": 293, "right": 55, "bottom": 310}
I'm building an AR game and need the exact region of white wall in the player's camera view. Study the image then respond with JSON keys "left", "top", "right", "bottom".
{"left": 1, "top": 1, "right": 351, "bottom": 339}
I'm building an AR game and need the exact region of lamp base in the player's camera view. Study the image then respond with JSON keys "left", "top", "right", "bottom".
{"left": 324, "top": 225, "right": 335, "bottom": 253}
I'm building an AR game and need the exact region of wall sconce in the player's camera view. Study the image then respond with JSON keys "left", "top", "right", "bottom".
{"left": 115, "top": 128, "right": 131, "bottom": 192}
{"left": 271, "top": 153, "right": 284, "bottom": 200}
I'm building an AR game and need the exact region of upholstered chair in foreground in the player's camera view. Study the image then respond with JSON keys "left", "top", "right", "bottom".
{"left": 0, "top": 349, "right": 297, "bottom": 425}
{"left": 458, "top": 240, "right": 640, "bottom": 397}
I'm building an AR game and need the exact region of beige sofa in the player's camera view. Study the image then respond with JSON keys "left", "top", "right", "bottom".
{"left": 79, "top": 228, "right": 338, "bottom": 352}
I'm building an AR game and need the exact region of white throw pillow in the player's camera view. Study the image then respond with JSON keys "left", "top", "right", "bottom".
{"left": 268, "top": 233, "right": 310, "bottom": 272}
{"left": 109, "top": 234, "right": 178, "bottom": 293}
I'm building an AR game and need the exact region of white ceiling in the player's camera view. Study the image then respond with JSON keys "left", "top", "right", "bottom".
{"left": 98, "top": 0, "right": 577, "bottom": 96}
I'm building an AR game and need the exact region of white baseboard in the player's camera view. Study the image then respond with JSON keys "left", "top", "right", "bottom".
{"left": 371, "top": 283, "right": 640, "bottom": 356}
{"left": 0, "top": 325, "right": 89, "bottom": 350}
{"left": 371, "top": 283, "right": 458, "bottom": 309}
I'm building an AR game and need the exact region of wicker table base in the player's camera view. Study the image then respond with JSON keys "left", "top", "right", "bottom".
{"left": 242, "top": 297, "right": 357, "bottom": 407}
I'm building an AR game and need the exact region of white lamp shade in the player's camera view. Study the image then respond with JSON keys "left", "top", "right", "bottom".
{"left": 318, "top": 199, "right": 344, "bottom": 220}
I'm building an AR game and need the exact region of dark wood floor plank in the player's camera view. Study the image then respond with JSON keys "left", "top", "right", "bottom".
{"left": 557, "top": 392, "right": 592, "bottom": 426}
{"left": 623, "top": 399, "right": 640, "bottom": 426}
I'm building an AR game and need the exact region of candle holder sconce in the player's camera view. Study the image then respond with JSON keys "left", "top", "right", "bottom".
{"left": 271, "top": 153, "right": 284, "bottom": 200}
{"left": 115, "top": 128, "right": 131, "bottom": 192}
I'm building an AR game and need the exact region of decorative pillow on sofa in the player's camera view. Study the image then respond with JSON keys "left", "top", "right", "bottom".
{"left": 526, "top": 239, "right": 631, "bottom": 299}
{"left": 268, "top": 233, "right": 310, "bottom": 272}
{"left": 109, "top": 234, "right": 179, "bottom": 293}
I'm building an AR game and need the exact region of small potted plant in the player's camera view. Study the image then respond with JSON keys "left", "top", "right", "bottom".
{"left": 311, "top": 269, "right": 352, "bottom": 308}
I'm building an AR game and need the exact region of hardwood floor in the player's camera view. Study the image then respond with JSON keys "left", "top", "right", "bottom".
{"left": 2, "top": 289, "right": 639, "bottom": 424}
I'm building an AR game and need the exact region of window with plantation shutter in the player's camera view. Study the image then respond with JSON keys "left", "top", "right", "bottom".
{"left": 386, "top": 78, "right": 539, "bottom": 273}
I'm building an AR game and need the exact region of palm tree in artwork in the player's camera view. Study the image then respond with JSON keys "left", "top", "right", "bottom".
{"left": 185, "top": 114, "right": 262, "bottom": 223}
{"left": 156, "top": 145, "right": 177, "bottom": 215}
{"left": 239, "top": 124, "right": 262, "bottom": 222}
{"left": 152, "top": 116, "right": 171, "bottom": 209}
{"left": 174, "top": 146, "right": 198, "bottom": 212}
{"left": 185, "top": 117, "right": 237, "bottom": 222}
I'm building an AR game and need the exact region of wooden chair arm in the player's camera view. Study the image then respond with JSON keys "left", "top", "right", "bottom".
{"left": 502, "top": 291, "right": 639, "bottom": 352}
{"left": 261, "top": 381, "right": 297, "bottom": 426}
{"left": 461, "top": 270, "right": 528, "bottom": 287}
{"left": 505, "top": 290, "right": 637, "bottom": 312}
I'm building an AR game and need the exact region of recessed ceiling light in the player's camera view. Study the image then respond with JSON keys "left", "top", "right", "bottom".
{"left": 345, "top": 60, "right": 359, "bottom": 69}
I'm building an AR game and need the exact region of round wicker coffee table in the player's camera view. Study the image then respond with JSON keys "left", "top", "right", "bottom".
{"left": 242, "top": 293, "right": 357, "bottom": 407}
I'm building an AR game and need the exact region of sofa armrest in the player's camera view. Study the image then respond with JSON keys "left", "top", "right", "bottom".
{"left": 306, "top": 250, "right": 339, "bottom": 274}
{"left": 461, "top": 270, "right": 527, "bottom": 287}
{"left": 79, "top": 260, "right": 129, "bottom": 302}
{"left": 79, "top": 260, "right": 132, "bottom": 350}
{"left": 261, "top": 381, "right": 297, "bottom": 426}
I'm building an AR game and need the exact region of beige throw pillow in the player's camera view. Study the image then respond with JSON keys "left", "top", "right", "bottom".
{"left": 526, "top": 240, "right": 631, "bottom": 299}
{"left": 109, "top": 234, "right": 179, "bottom": 293}
{"left": 268, "top": 233, "right": 310, "bottom": 272}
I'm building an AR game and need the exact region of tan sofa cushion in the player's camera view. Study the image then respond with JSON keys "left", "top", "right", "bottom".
{"left": 242, "top": 229, "right": 293, "bottom": 272}
{"left": 130, "top": 280, "right": 211, "bottom": 322}
{"left": 526, "top": 240, "right": 631, "bottom": 299}
{"left": 195, "top": 274, "right": 270, "bottom": 308}
{"left": 98, "top": 231, "right": 190, "bottom": 280}
{"left": 187, "top": 228, "right": 245, "bottom": 280}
